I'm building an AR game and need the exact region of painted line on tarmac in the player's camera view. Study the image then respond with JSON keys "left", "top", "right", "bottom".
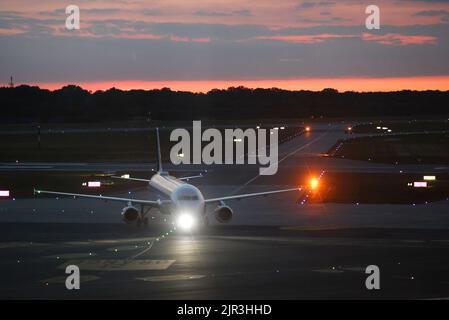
{"left": 0, "top": 242, "right": 50, "bottom": 249}
{"left": 58, "top": 259, "right": 175, "bottom": 271}
{"left": 208, "top": 235, "right": 449, "bottom": 249}
{"left": 136, "top": 274, "right": 206, "bottom": 282}
{"left": 45, "top": 252, "right": 97, "bottom": 259}
{"left": 312, "top": 268, "right": 344, "bottom": 274}
{"left": 64, "top": 237, "right": 155, "bottom": 246}
{"left": 128, "top": 241, "right": 155, "bottom": 260}
{"left": 341, "top": 266, "right": 366, "bottom": 272}
{"left": 280, "top": 226, "right": 342, "bottom": 231}
{"left": 41, "top": 275, "right": 100, "bottom": 284}
{"left": 106, "top": 244, "right": 148, "bottom": 253}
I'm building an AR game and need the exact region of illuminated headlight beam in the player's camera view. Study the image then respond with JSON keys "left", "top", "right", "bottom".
{"left": 177, "top": 213, "right": 195, "bottom": 231}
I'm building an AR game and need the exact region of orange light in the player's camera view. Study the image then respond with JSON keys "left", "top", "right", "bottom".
{"left": 347, "top": 127, "right": 352, "bottom": 131}
{"left": 310, "top": 178, "right": 319, "bottom": 190}
{"left": 305, "top": 126, "right": 311, "bottom": 132}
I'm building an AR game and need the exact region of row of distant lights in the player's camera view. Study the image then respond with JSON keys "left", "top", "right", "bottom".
{"left": 376, "top": 126, "right": 393, "bottom": 133}
{"left": 330, "top": 142, "right": 344, "bottom": 157}
{"left": 331, "top": 125, "right": 390, "bottom": 159}
{"left": 154, "top": 223, "right": 177, "bottom": 242}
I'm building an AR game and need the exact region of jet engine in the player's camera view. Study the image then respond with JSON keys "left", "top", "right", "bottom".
{"left": 121, "top": 206, "right": 140, "bottom": 225}
{"left": 214, "top": 205, "right": 233, "bottom": 223}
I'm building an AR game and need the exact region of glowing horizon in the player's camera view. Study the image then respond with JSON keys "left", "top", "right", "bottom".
{"left": 27, "top": 76, "right": 449, "bottom": 93}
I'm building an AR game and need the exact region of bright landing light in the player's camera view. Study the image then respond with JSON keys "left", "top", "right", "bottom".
{"left": 310, "top": 178, "right": 319, "bottom": 190}
{"left": 177, "top": 213, "right": 195, "bottom": 231}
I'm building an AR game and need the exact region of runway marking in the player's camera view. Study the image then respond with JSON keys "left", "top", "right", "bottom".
{"left": 64, "top": 241, "right": 93, "bottom": 246}
{"left": 342, "top": 266, "right": 366, "bottom": 272}
{"left": 64, "top": 237, "right": 155, "bottom": 246}
{"left": 128, "top": 241, "right": 154, "bottom": 260}
{"left": 393, "top": 275, "right": 416, "bottom": 281}
{"left": 58, "top": 259, "right": 175, "bottom": 271}
{"left": 0, "top": 166, "right": 53, "bottom": 169}
{"left": 312, "top": 268, "right": 344, "bottom": 274}
{"left": 208, "top": 235, "right": 449, "bottom": 249}
{"left": 136, "top": 274, "right": 206, "bottom": 282}
{"left": 0, "top": 242, "right": 49, "bottom": 249}
{"left": 280, "top": 226, "right": 342, "bottom": 231}
{"left": 401, "top": 240, "right": 426, "bottom": 243}
{"left": 41, "top": 275, "right": 99, "bottom": 284}
{"left": 45, "top": 252, "right": 96, "bottom": 259}
{"left": 90, "top": 238, "right": 155, "bottom": 245}
{"left": 106, "top": 245, "right": 147, "bottom": 252}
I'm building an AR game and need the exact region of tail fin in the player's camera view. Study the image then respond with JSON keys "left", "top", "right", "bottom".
{"left": 156, "top": 127, "right": 163, "bottom": 172}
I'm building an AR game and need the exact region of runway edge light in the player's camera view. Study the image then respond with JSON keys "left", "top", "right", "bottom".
{"left": 413, "top": 182, "right": 427, "bottom": 188}
{"left": 87, "top": 181, "right": 101, "bottom": 188}
{"left": 0, "top": 190, "right": 10, "bottom": 197}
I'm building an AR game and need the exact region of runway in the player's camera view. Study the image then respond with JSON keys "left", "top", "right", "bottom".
{"left": 2, "top": 223, "right": 449, "bottom": 299}
{"left": 1, "top": 122, "right": 449, "bottom": 299}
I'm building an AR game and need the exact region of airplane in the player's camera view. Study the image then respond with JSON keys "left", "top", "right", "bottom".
{"left": 34, "top": 128, "right": 303, "bottom": 231}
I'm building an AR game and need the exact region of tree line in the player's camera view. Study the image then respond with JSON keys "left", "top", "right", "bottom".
{"left": 1, "top": 85, "right": 448, "bottom": 123}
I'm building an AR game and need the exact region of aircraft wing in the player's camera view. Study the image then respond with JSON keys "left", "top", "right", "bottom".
{"left": 111, "top": 176, "right": 151, "bottom": 183}
{"left": 179, "top": 174, "right": 203, "bottom": 181}
{"left": 112, "top": 174, "right": 204, "bottom": 182}
{"left": 34, "top": 189, "right": 166, "bottom": 206}
{"left": 204, "top": 187, "right": 302, "bottom": 203}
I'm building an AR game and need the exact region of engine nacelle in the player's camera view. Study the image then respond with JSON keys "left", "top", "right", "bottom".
{"left": 214, "top": 205, "right": 233, "bottom": 223}
{"left": 121, "top": 206, "right": 140, "bottom": 225}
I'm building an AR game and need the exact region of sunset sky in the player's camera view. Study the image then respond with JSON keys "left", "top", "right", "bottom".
{"left": 1, "top": 0, "right": 449, "bottom": 92}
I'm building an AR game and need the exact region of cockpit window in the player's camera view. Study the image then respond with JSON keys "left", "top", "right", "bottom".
{"left": 179, "top": 195, "right": 199, "bottom": 201}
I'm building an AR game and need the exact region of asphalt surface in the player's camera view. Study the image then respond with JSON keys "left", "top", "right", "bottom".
{"left": 1, "top": 122, "right": 449, "bottom": 299}
{"left": 2, "top": 223, "right": 449, "bottom": 299}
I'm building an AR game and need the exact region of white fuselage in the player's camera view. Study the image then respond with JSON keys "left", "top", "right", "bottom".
{"left": 149, "top": 172, "right": 206, "bottom": 219}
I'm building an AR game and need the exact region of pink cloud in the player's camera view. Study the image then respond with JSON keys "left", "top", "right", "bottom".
{"left": 362, "top": 33, "right": 438, "bottom": 46}
{"left": 252, "top": 32, "right": 438, "bottom": 46}
{"left": 254, "top": 33, "right": 357, "bottom": 44}
{"left": 0, "top": 28, "right": 25, "bottom": 36}
{"left": 169, "top": 36, "right": 211, "bottom": 43}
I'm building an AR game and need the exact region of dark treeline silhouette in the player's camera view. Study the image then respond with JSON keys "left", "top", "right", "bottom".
{"left": 1, "top": 85, "right": 449, "bottom": 123}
